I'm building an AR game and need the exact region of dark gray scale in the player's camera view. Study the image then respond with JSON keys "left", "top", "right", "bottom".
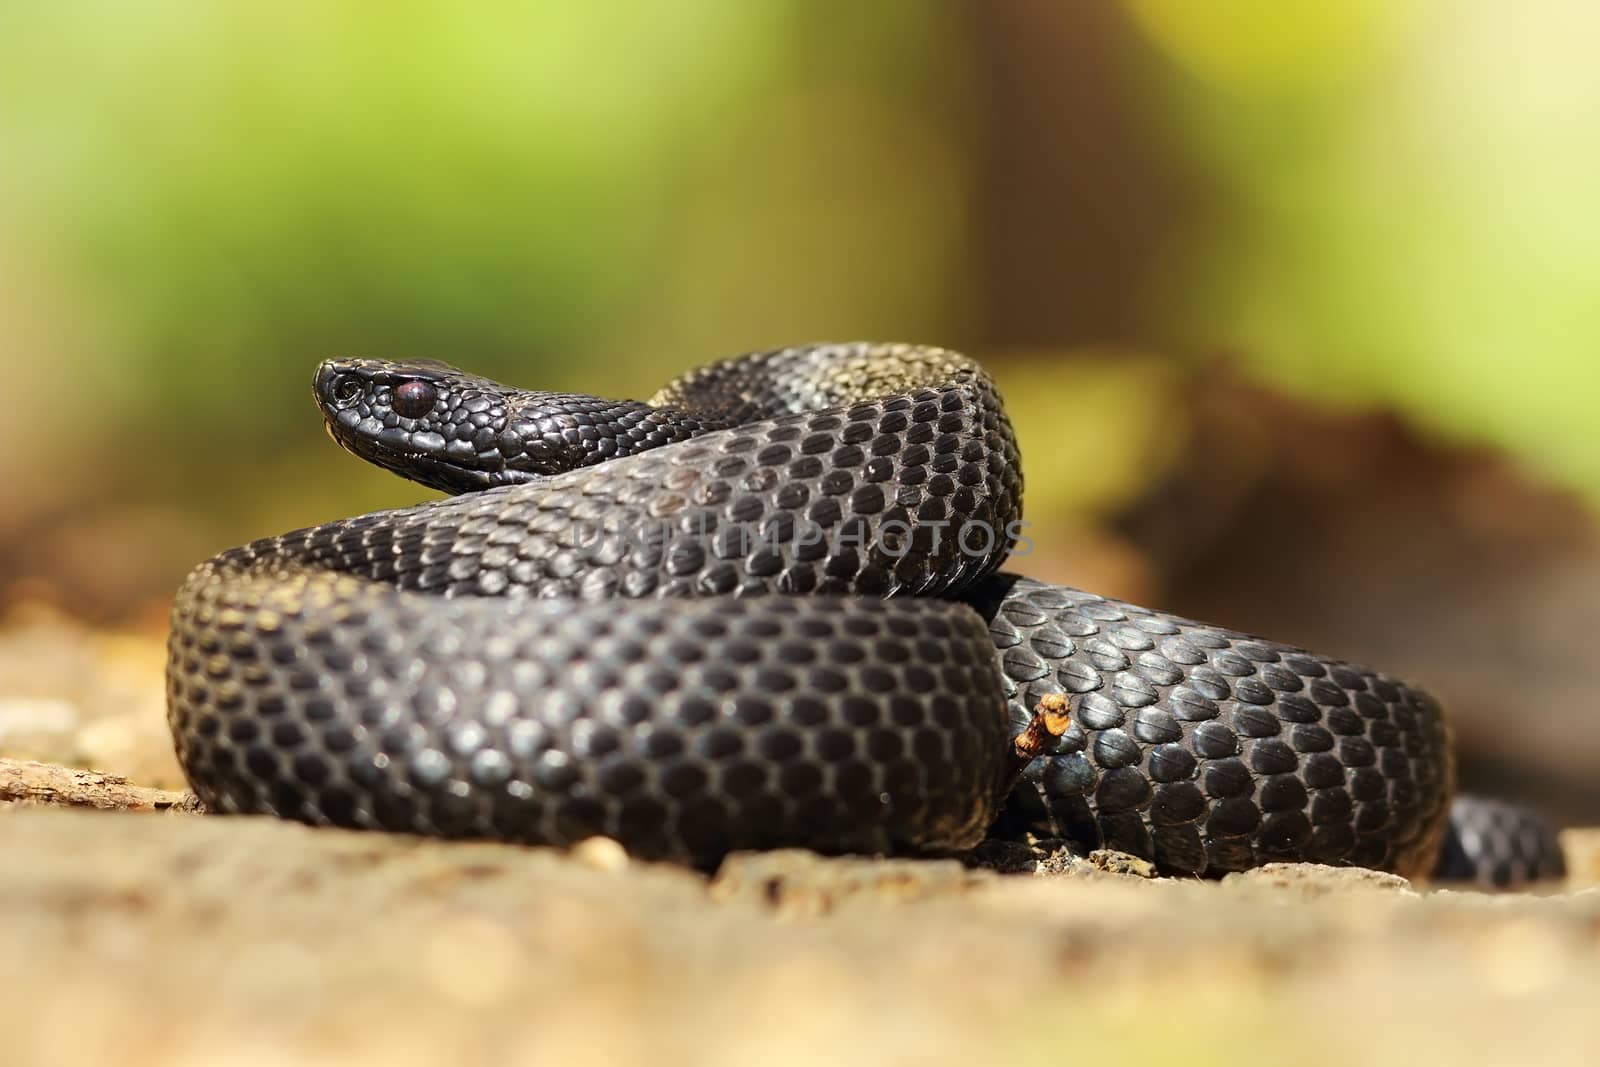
{"left": 1433, "top": 794, "right": 1567, "bottom": 889}
{"left": 962, "top": 573, "right": 1453, "bottom": 879}
{"left": 168, "top": 577, "right": 1012, "bottom": 868}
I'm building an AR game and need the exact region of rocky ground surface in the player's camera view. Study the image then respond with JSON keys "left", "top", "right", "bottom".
{"left": 1, "top": 804, "right": 1595, "bottom": 1067}
{"left": 3, "top": 602, "right": 1599, "bottom": 1066}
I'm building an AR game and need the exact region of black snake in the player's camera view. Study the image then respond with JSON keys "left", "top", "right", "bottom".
{"left": 165, "top": 343, "right": 1565, "bottom": 886}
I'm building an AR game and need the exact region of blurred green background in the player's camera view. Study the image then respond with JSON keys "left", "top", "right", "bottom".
{"left": 4, "top": 0, "right": 1598, "bottom": 601}
{"left": 1, "top": 1, "right": 1597, "bottom": 814}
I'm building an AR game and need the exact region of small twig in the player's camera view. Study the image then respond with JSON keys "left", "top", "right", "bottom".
{"left": 1001, "top": 693, "right": 1072, "bottom": 792}
{"left": 0, "top": 758, "right": 202, "bottom": 814}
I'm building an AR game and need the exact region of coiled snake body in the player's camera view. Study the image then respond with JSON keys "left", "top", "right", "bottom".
{"left": 166, "top": 344, "right": 1564, "bottom": 885}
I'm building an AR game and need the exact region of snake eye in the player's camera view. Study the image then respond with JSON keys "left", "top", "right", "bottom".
{"left": 330, "top": 374, "right": 363, "bottom": 407}
{"left": 392, "top": 379, "right": 438, "bottom": 419}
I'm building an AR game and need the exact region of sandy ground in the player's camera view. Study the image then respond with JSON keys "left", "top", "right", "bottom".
{"left": 0, "top": 807, "right": 1595, "bottom": 1067}
{"left": 3, "top": 602, "right": 1599, "bottom": 1066}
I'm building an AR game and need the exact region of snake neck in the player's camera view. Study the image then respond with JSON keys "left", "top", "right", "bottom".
{"left": 299, "top": 343, "right": 1023, "bottom": 603}
{"left": 495, "top": 393, "right": 737, "bottom": 484}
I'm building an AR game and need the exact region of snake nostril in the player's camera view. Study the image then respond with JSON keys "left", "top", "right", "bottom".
{"left": 329, "top": 374, "right": 363, "bottom": 407}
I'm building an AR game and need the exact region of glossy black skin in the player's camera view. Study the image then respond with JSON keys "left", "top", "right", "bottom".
{"left": 167, "top": 344, "right": 1559, "bottom": 883}
{"left": 1432, "top": 794, "right": 1566, "bottom": 888}
{"left": 315, "top": 357, "right": 728, "bottom": 495}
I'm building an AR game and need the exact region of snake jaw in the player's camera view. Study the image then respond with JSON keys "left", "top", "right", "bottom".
{"left": 322, "top": 418, "right": 536, "bottom": 495}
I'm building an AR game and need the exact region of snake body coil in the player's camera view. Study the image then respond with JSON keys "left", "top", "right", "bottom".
{"left": 166, "top": 343, "right": 1560, "bottom": 884}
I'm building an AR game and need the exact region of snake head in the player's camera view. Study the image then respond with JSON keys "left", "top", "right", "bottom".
{"left": 315, "top": 357, "right": 562, "bottom": 494}
{"left": 314, "top": 357, "right": 709, "bottom": 495}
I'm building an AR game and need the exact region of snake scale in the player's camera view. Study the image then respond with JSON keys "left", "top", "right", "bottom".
{"left": 166, "top": 343, "right": 1565, "bottom": 886}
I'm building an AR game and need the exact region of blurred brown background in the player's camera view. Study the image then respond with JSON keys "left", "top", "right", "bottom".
{"left": 1, "top": 2, "right": 1596, "bottom": 820}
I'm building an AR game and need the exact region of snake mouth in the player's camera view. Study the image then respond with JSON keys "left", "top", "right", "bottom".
{"left": 321, "top": 418, "right": 536, "bottom": 496}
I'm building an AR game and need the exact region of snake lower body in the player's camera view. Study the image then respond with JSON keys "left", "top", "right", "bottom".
{"left": 165, "top": 343, "right": 1565, "bottom": 886}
